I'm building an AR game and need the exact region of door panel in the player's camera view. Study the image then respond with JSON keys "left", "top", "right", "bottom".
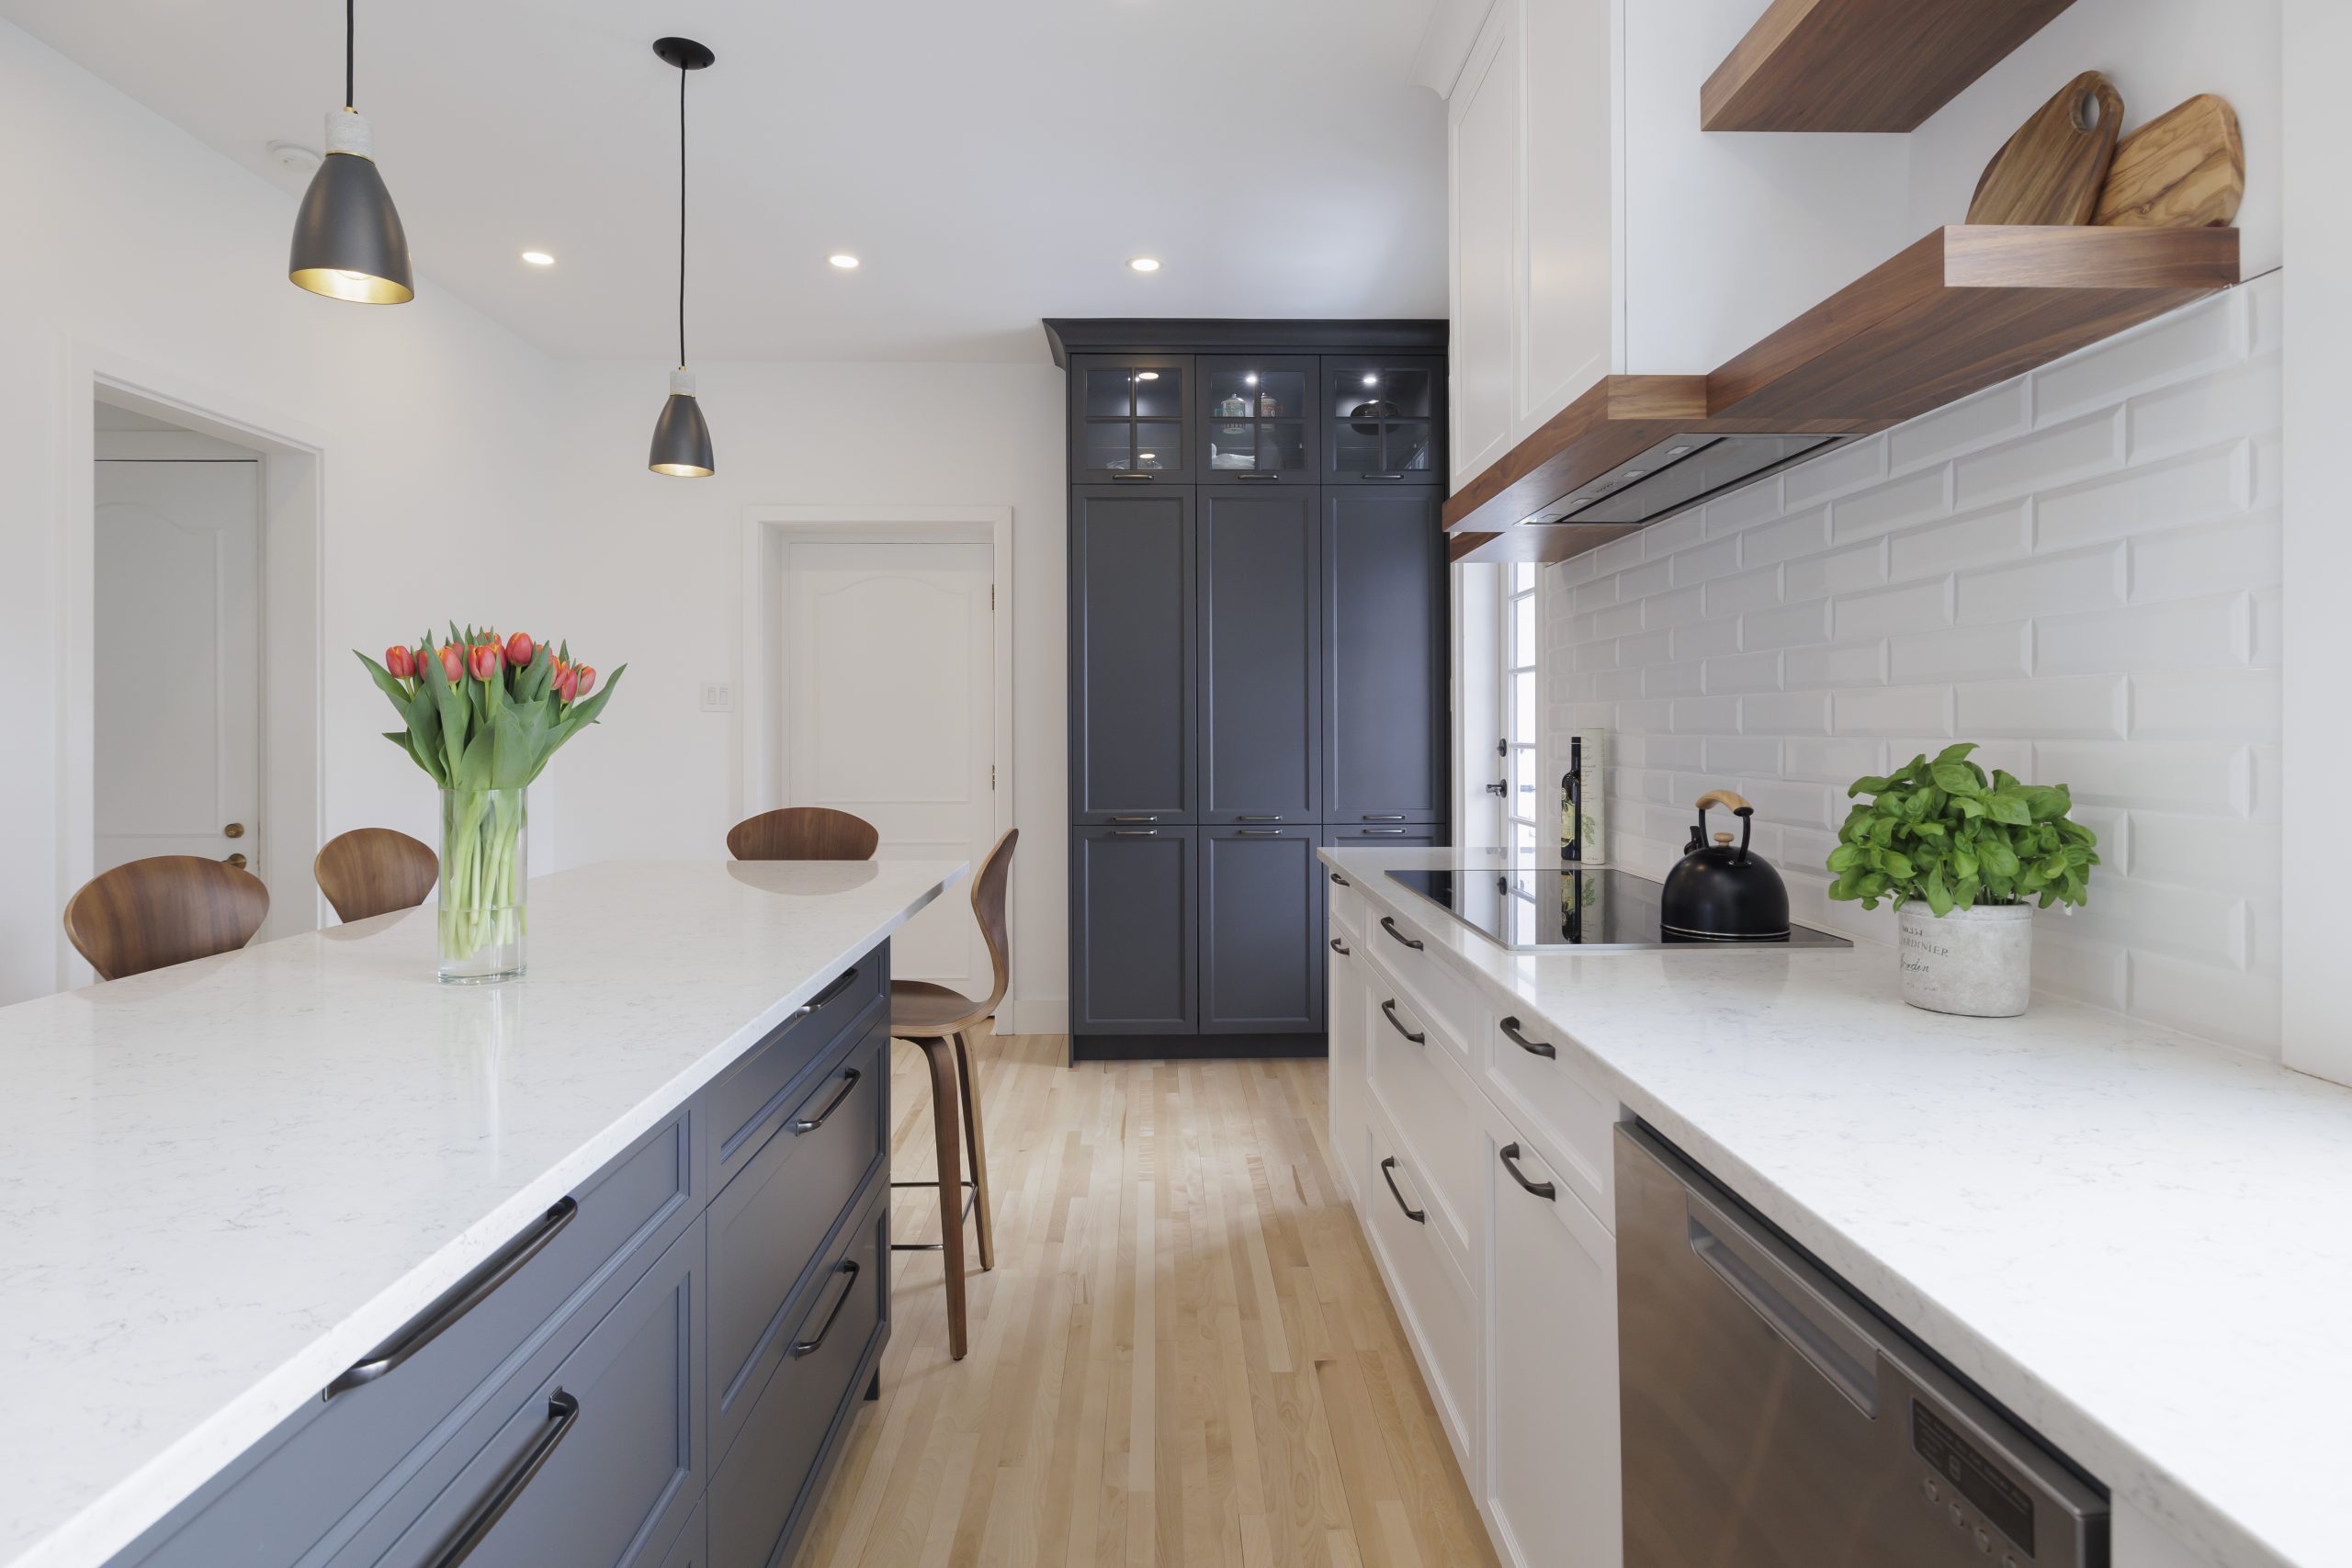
{"left": 783, "top": 540, "right": 994, "bottom": 988}
{"left": 1325, "top": 489, "right": 1447, "bottom": 825}
{"left": 1070, "top": 489, "right": 1198, "bottom": 824}
{"left": 1069, "top": 826, "right": 1197, "bottom": 1034}
{"left": 1200, "top": 827, "right": 1322, "bottom": 1033}
{"left": 95, "top": 460, "right": 260, "bottom": 879}
{"left": 1199, "top": 488, "right": 1319, "bottom": 824}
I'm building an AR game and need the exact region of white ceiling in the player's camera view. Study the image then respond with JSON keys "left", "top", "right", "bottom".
{"left": 6, "top": 0, "right": 1449, "bottom": 362}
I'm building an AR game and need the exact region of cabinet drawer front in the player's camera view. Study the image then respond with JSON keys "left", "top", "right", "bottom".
{"left": 709, "top": 1179, "right": 888, "bottom": 1568}
{"left": 119, "top": 1116, "right": 695, "bottom": 1568}
{"left": 707, "top": 1008, "right": 887, "bottom": 1461}
{"left": 706, "top": 953, "right": 885, "bottom": 1183}
{"left": 1362, "top": 898, "right": 1485, "bottom": 1068}
{"left": 1482, "top": 1010, "right": 1615, "bottom": 1228}
{"left": 1361, "top": 1101, "right": 1477, "bottom": 1467}
{"left": 1202, "top": 827, "right": 1325, "bottom": 1034}
{"left": 1365, "top": 1000, "right": 1480, "bottom": 1272}
{"left": 358, "top": 1217, "right": 705, "bottom": 1568}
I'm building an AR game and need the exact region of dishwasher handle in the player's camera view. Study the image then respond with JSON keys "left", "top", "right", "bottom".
{"left": 1684, "top": 1183, "right": 1880, "bottom": 1417}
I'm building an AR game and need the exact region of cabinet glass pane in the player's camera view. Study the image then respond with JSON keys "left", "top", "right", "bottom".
{"left": 1207, "top": 422, "right": 1256, "bottom": 470}
{"left": 1256, "top": 421, "right": 1306, "bottom": 469}
{"left": 1085, "top": 370, "right": 1136, "bottom": 418}
{"left": 1082, "top": 422, "right": 1133, "bottom": 471}
{"left": 1206, "top": 369, "right": 1306, "bottom": 419}
{"left": 1340, "top": 366, "right": 1433, "bottom": 419}
{"left": 1331, "top": 416, "right": 1384, "bottom": 473}
{"left": 1210, "top": 420, "right": 1307, "bottom": 471}
{"left": 1133, "top": 371, "right": 1182, "bottom": 420}
{"left": 1131, "top": 423, "right": 1182, "bottom": 472}
{"left": 1383, "top": 420, "right": 1436, "bottom": 472}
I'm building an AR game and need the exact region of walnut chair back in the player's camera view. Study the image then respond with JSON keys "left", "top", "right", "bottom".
{"left": 725, "top": 806, "right": 880, "bottom": 863}
{"left": 313, "top": 828, "right": 439, "bottom": 923}
{"left": 64, "top": 856, "right": 271, "bottom": 981}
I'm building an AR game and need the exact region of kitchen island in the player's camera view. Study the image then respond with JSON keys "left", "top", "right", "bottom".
{"left": 0, "top": 858, "right": 964, "bottom": 1568}
{"left": 1324, "top": 845, "right": 2352, "bottom": 1568}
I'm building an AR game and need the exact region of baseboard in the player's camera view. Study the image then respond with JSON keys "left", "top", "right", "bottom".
{"left": 1072, "top": 1032, "right": 1329, "bottom": 1063}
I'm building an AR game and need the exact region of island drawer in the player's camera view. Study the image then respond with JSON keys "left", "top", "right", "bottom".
{"left": 110, "top": 1112, "right": 697, "bottom": 1568}
{"left": 329, "top": 1215, "right": 706, "bottom": 1568}
{"left": 706, "top": 947, "right": 888, "bottom": 1184}
{"left": 707, "top": 998, "right": 888, "bottom": 1462}
{"left": 709, "top": 1174, "right": 890, "bottom": 1568}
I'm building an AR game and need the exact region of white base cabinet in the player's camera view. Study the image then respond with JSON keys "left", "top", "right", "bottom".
{"left": 1326, "top": 877, "right": 1623, "bottom": 1568}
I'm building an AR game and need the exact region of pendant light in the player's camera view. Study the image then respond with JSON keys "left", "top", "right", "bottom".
{"left": 649, "top": 36, "right": 717, "bottom": 478}
{"left": 288, "top": 0, "right": 413, "bottom": 304}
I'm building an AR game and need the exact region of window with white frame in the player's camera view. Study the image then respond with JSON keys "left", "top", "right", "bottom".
{"left": 1500, "top": 561, "right": 1541, "bottom": 861}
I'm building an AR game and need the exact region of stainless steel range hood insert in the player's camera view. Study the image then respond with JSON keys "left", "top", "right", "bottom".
{"left": 1520, "top": 432, "right": 1860, "bottom": 528}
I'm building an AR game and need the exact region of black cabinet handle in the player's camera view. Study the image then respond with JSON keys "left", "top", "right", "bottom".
{"left": 1238, "top": 815, "right": 1283, "bottom": 822}
{"left": 1363, "top": 473, "right": 1405, "bottom": 481}
{"left": 1110, "top": 472, "right": 1157, "bottom": 482}
{"left": 1110, "top": 815, "right": 1159, "bottom": 823}
{"left": 1329, "top": 937, "right": 1351, "bottom": 956}
{"left": 793, "top": 967, "right": 859, "bottom": 1020}
{"left": 791, "top": 1260, "right": 862, "bottom": 1357}
{"left": 1379, "top": 1156, "right": 1426, "bottom": 1223}
{"left": 1237, "top": 829, "right": 1283, "bottom": 837}
{"left": 1499, "top": 1017, "right": 1556, "bottom": 1060}
{"left": 1499, "top": 1143, "right": 1556, "bottom": 1201}
{"left": 1380, "top": 916, "right": 1424, "bottom": 952}
{"left": 325, "top": 1198, "right": 579, "bottom": 1399}
{"left": 1363, "top": 815, "right": 1408, "bottom": 822}
{"left": 1235, "top": 472, "right": 1279, "bottom": 482}
{"left": 424, "top": 1389, "right": 581, "bottom": 1568}
{"left": 1329, "top": 871, "right": 1350, "bottom": 886}
{"left": 1363, "top": 829, "right": 1408, "bottom": 836}
{"left": 792, "top": 1068, "right": 861, "bottom": 1134}
{"left": 1110, "top": 829, "right": 1158, "bottom": 838}
{"left": 1379, "top": 998, "right": 1425, "bottom": 1045}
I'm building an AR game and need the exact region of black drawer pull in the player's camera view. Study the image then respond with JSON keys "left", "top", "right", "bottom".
{"left": 1110, "top": 815, "right": 1159, "bottom": 823}
{"left": 1380, "top": 998, "right": 1425, "bottom": 1045}
{"left": 1329, "top": 871, "right": 1350, "bottom": 886}
{"left": 792, "top": 1068, "right": 862, "bottom": 1134}
{"left": 791, "top": 1259, "right": 862, "bottom": 1357}
{"left": 1110, "top": 472, "right": 1157, "bottom": 482}
{"left": 325, "top": 1198, "right": 579, "bottom": 1399}
{"left": 1237, "top": 828, "right": 1283, "bottom": 837}
{"left": 1238, "top": 814, "right": 1283, "bottom": 822}
{"left": 1500, "top": 1016, "right": 1557, "bottom": 1059}
{"left": 1380, "top": 916, "right": 1424, "bottom": 952}
{"left": 1235, "top": 472, "right": 1280, "bottom": 482}
{"left": 1379, "top": 1156, "right": 1426, "bottom": 1223}
{"left": 1500, "top": 1143, "right": 1557, "bottom": 1201}
{"left": 425, "top": 1389, "right": 581, "bottom": 1568}
{"left": 1329, "top": 937, "right": 1350, "bottom": 956}
{"left": 1363, "top": 829, "right": 1408, "bottom": 836}
{"left": 1363, "top": 815, "right": 1408, "bottom": 822}
{"left": 1363, "top": 473, "right": 1405, "bottom": 481}
{"left": 793, "top": 967, "right": 859, "bottom": 1020}
{"left": 1110, "top": 829, "right": 1158, "bottom": 838}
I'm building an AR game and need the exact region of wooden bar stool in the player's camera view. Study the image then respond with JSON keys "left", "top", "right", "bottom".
{"left": 313, "top": 829, "right": 438, "bottom": 922}
{"left": 63, "top": 856, "right": 270, "bottom": 980}
{"left": 886, "top": 829, "right": 1015, "bottom": 1361}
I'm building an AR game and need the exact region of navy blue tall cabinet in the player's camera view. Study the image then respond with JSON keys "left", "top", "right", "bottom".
{"left": 1047, "top": 321, "right": 1451, "bottom": 1062}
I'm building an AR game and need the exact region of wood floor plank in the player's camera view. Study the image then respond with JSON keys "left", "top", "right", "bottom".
{"left": 791, "top": 1031, "right": 1496, "bottom": 1568}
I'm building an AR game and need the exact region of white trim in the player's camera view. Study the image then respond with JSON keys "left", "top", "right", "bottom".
{"left": 57, "top": 342, "right": 329, "bottom": 989}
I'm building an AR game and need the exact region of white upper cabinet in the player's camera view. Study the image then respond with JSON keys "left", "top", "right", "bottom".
{"left": 1447, "top": 13, "right": 1521, "bottom": 493}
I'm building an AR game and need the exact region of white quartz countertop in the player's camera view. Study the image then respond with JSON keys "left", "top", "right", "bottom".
{"left": 0, "top": 858, "right": 963, "bottom": 1568}
{"left": 1325, "top": 846, "right": 2352, "bottom": 1568}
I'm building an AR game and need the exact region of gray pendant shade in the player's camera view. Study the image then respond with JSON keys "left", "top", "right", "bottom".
{"left": 650, "top": 371, "right": 716, "bottom": 478}
{"left": 288, "top": 139, "right": 413, "bottom": 305}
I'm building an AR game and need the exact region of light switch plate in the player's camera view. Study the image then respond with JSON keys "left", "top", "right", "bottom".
{"left": 701, "top": 681, "right": 732, "bottom": 713}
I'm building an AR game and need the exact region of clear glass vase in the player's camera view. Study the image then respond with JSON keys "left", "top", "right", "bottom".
{"left": 439, "top": 786, "right": 526, "bottom": 983}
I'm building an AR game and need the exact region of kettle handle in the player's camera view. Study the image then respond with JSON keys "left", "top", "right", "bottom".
{"left": 1692, "top": 789, "right": 1756, "bottom": 864}
{"left": 1695, "top": 789, "right": 1754, "bottom": 815}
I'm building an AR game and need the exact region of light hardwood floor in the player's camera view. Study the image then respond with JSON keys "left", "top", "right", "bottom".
{"left": 794, "top": 1027, "right": 1498, "bottom": 1568}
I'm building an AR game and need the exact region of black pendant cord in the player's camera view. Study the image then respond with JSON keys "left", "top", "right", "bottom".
{"left": 676, "top": 62, "right": 688, "bottom": 369}
{"left": 345, "top": 0, "right": 356, "bottom": 109}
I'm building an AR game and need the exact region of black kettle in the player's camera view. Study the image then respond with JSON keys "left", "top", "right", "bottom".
{"left": 1659, "top": 790, "right": 1791, "bottom": 942}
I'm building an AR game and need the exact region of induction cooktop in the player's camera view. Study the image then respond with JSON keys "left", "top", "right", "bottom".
{"left": 1384, "top": 866, "right": 1851, "bottom": 952}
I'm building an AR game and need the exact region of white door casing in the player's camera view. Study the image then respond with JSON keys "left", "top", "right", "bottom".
{"left": 93, "top": 460, "right": 261, "bottom": 881}
{"left": 782, "top": 539, "right": 995, "bottom": 989}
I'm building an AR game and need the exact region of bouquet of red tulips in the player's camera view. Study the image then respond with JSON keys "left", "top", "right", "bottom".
{"left": 356, "top": 626, "right": 625, "bottom": 980}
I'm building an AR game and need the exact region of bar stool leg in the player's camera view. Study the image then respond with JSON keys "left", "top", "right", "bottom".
{"left": 917, "top": 1037, "right": 968, "bottom": 1360}
{"left": 952, "top": 1030, "right": 995, "bottom": 1271}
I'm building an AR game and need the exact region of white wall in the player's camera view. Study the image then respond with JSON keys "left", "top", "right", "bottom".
{"left": 543, "top": 361, "right": 1070, "bottom": 1029}
{"left": 0, "top": 19, "right": 562, "bottom": 1006}
{"left": 1544, "top": 278, "right": 2282, "bottom": 1056}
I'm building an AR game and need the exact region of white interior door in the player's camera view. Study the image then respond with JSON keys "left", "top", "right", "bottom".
{"left": 94, "top": 459, "right": 261, "bottom": 882}
{"left": 783, "top": 538, "right": 995, "bottom": 990}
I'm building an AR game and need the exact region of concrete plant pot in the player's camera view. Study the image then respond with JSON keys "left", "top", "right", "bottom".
{"left": 1897, "top": 902, "right": 2033, "bottom": 1017}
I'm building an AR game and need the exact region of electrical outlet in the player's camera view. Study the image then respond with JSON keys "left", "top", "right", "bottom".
{"left": 701, "top": 682, "right": 732, "bottom": 713}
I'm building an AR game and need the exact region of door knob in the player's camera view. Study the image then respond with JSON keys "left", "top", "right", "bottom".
{"left": 223, "top": 852, "right": 248, "bottom": 869}
{"left": 223, "top": 822, "right": 246, "bottom": 839}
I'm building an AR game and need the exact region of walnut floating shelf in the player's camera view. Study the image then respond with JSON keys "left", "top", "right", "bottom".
{"left": 1445, "top": 225, "right": 2240, "bottom": 563}
{"left": 1702, "top": 0, "right": 2081, "bottom": 132}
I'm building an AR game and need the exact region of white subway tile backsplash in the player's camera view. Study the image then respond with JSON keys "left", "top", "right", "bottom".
{"left": 1539, "top": 281, "right": 2280, "bottom": 1055}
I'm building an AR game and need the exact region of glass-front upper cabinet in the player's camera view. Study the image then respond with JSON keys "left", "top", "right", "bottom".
{"left": 1069, "top": 355, "right": 1195, "bottom": 484}
{"left": 1194, "top": 355, "right": 1317, "bottom": 481}
{"left": 1321, "top": 355, "right": 1444, "bottom": 485}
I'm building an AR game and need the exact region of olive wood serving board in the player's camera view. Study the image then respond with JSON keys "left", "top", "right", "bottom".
{"left": 2093, "top": 94, "right": 2245, "bottom": 229}
{"left": 1968, "top": 71, "right": 2125, "bottom": 225}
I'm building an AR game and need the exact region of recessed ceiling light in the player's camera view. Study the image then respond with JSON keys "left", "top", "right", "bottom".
{"left": 521, "top": 250, "right": 555, "bottom": 266}
{"left": 1127, "top": 256, "right": 1160, "bottom": 273}
{"left": 828, "top": 254, "right": 859, "bottom": 269}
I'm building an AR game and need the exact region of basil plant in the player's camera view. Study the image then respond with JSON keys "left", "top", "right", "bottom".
{"left": 1827, "top": 743, "right": 2098, "bottom": 916}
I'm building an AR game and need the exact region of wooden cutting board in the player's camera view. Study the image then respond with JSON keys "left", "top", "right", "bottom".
{"left": 1968, "top": 71, "right": 2125, "bottom": 225}
{"left": 2093, "top": 94, "right": 2245, "bottom": 229}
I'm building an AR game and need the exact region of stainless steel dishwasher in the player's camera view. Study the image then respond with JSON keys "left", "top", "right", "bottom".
{"left": 1615, "top": 1123, "right": 2109, "bottom": 1568}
